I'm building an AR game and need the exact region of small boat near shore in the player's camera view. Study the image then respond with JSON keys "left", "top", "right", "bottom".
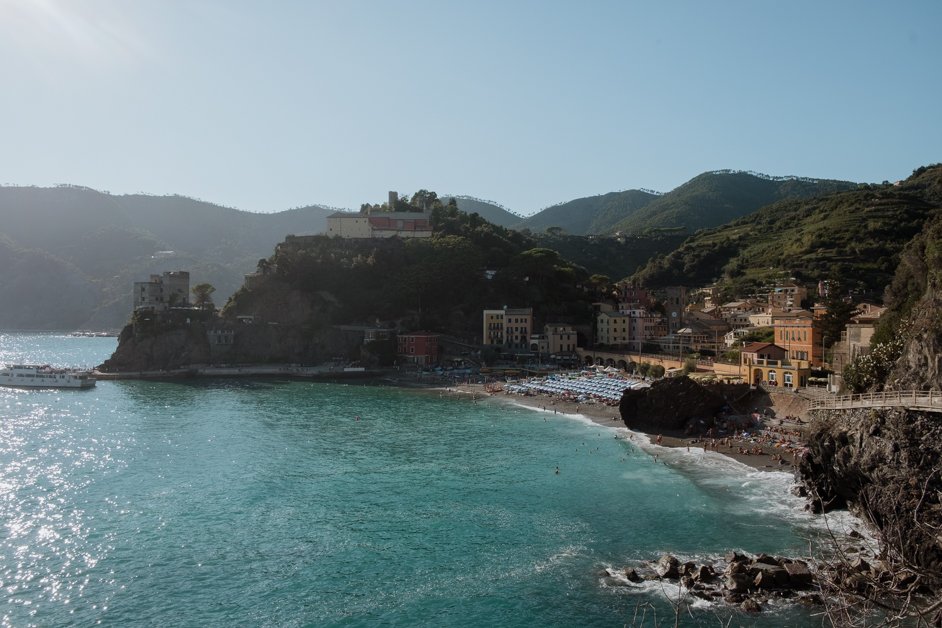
{"left": 0, "top": 364, "right": 97, "bottom": 389}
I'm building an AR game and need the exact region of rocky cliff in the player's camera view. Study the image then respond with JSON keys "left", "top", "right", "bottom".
{"left": 798, "top": 407, "right": 942, "bottom": 581}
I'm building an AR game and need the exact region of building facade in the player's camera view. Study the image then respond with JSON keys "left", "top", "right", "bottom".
{"left": 133, "top": 271, "right": 190, "bottom": 311}
{"left": 397, "top": 332, "right": 440, "bottom": 366}
{"left": 772, "top": 310, "right": 822, "bottom": 366}
{"left": 482, "top": 307, "right": 533, "bottom": 351}
{"left": 326, "top": 210, "right": 433, "bottom": 239}
{"left": 740, "top": 342, "right": 811, "bottom": 389}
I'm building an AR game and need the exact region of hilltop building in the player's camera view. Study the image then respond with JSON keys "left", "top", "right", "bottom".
{"left": 326, "top": 191, "right": 433, "bottom": 239}
{"left": 133, "top": 271, "right": 190, "bottom": 311}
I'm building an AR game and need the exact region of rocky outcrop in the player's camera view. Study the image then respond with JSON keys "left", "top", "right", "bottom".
{"left": 798, "top": 407, "right": 942, "bottom": 580}
{"left": 618, "top": 377, "right": 737, "bottom": 432}
{"left": 603, "top": 552, "right": 823, "bottom": 613}
{"left": 100, "top": 322, "right": 214, "bottom": 372}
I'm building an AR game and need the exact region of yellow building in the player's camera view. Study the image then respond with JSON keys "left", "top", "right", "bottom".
{"left": 482, "top": 307, "right": 533, "bottom": 351}
{"left": 740, "top": 342, "right": 811, "bottom": 389}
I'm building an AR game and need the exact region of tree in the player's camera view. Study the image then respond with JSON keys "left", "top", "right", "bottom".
{"left": 192, "top": 283, "right": 216, "bottom": 309}
{"left": 819, "top": 280, "right": 860, "bottom": 348}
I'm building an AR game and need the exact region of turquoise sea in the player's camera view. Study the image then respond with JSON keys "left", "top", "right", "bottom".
{"left": 0, "top": 333, "right": 854, "bottom": 626}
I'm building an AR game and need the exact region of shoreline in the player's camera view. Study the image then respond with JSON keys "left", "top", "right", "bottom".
{"left": 443, "top": 380, "right": 803, "bottom": 473}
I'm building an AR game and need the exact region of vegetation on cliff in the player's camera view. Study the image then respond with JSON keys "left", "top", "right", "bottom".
{"left": 632, "top": 165, "right": 942, "bottom": 297}
{"left": 222, "top": 194, "right": 598, "bottom": 344}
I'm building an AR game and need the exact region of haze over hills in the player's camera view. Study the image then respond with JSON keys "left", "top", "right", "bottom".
{"left": 0, "top": 185, "right": 335, "bottom": 330}
{"left": 0, "top": 167, "right": 898, "bottom": 331}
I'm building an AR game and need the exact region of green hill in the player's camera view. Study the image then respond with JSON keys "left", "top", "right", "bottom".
{"left": 610, "top": 171, "right": 857, "bottom": 235}
{"left": 516, "top": 189, "right": 659, "bottom": 235}
{"left": 632, "top": 165, "right": 942, "bottom": 296}
{"left": 516, "top": 171, "right": 856, "bottom": 237}
{"left": 451, "top": 195, "right": 521, "bottom": 228}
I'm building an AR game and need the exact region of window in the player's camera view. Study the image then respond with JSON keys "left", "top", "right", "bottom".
{"left": 784, "top": 372, "right": 793, "bottom": 387}
{"left": 768, "top": 370, "right": 777, "bottom": 383}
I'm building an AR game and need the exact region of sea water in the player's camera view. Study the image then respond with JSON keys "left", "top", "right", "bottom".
{"left": 0, "top": 333, "right": 858, "bottom": 626}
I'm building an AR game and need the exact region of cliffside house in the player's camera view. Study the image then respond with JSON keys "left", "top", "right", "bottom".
{"left": 397, "top": 332, "right": 440, "bottom": 367}
{"left": 740, "top": 342, "right": 811, "bottom": 389}
{"left": 133, "top": 271, "right": 190, "bottom": 312}
{"left": 482, "top": 307, "right": 533, "bottom": 352}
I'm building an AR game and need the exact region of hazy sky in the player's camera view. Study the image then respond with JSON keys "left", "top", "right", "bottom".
{"left": 1, "top": 1, "right": 939, "bottom": 214}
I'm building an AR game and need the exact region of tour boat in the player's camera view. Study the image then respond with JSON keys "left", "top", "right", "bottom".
{"left": 0, "top": 364, "right": 97, "bottom": 389}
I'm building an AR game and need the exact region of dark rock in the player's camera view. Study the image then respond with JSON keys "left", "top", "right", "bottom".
{"left": 754, "top": 553, "right": 780, "bottom": 566}
{"left": 741, "top": 598, "right": 762, "bottom": 613}
{"left": 724, "top": 593, "right": 745, "bottom": 604}
{"left": 725, "top": 573, "right": 751, "bottom": 593}
{"left": 654, "top": 554, "right": 680, "bottom": 579}
{"left": 693, "top": 564, "right": 715, "bottom": 582}
{"left": 752, "top": 564, "right": 789, "bottom": 589}
{"left": 624, "top": 568, "right": 643, "bottom": 583}
{"left": 725, "top": 551, "right": 746, "bottom": 564}
{"left": 783, "top": 561, "right": 814, "bottom": 588}
{"left": 681, "top": 575, "right": 695, "bottom": 589}
{"left": 619, "top": 377, "right": 734, "bottom": 432}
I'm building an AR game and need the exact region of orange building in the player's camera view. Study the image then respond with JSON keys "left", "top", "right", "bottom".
{"left": 772, "top": 310, "right": 823, "bottom": 367}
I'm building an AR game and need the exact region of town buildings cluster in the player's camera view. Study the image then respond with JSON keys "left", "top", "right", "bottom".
{"left": 131, "top": 193, "right": 885, "bottom": 388}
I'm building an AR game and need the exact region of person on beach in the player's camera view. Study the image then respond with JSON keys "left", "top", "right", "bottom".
{"left": 656, "top": 434, "right": 663, "bottom": 445}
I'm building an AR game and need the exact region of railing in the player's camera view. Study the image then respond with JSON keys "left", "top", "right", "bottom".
{"left": 810, "top": 390, "right": 942, "bottom": 413}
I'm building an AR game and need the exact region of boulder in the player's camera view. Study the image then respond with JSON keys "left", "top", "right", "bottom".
{"left": 693, "top": 564, "right": 716, "bottom": 583}
{"left": 624, "top": 568, "right": 643, "bottom": 583}
{"left": 725, "top": 573, "right": 751, "bottom": 594}
{"left": 654, "top": 554, "right": 680, "bottom": 579}
{"left": 752, "top": 564, "right": 789, "bottom": 589}
{"left": 783, "top": 561, "right": 814, "bottom": 588}
{"left": 741, "top": 598, "right": 763, "bottom": 613}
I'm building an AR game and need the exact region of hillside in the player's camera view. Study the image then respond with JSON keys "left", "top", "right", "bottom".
{"left": 515, "top": 171, "right": 855, "bottom": 237}
{"left": 0, "top": 185, "right": 336, "bottom": 330}
{"left": 609, "top": 171, "right": 857, "bottom": 235}
{"left": 632, "top": 165, "right": 942, "bottom": 295}
{"left": 451, "top": 195, "right": 521, "bottom": 228}
{"left": 517, "top": 189, "right": 659, "bottom": 235}
{"left": 104, "top": 198, "right": 601, "bottom": 371}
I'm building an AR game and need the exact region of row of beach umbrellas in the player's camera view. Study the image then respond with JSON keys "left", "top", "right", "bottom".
{"left": 504, "top": 372, "right": 647, "bottom": 403}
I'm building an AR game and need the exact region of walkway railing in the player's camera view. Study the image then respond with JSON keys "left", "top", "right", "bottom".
{"left": 810, "top": 390, "right": 942, "bottom": 413}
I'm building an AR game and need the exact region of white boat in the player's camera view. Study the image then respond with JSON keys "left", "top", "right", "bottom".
{"left": 0, "top": 364, "right": 97, "bottom": 389}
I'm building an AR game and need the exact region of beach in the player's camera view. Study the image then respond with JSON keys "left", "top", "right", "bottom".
{"left": 444, "top": 379, "right": 806, "bottom": 472}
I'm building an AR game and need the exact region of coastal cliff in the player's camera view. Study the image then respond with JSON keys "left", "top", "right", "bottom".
{"left": 799, "top": 408, "right": 942, "bottom": 569}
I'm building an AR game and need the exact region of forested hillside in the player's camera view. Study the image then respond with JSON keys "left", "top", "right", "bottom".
{"left": 451, "top": 196, "right": 521, "bottom": 228}
{"left": 632, "top": 165, "right": 942, "bottom": 296}
{"left": 515, "top": 171, "right": 855, "bottom": 236}
{"left": 609, "top": 171, "right": 856, "bottom": 234}
{"left": 517, "top": 189, "right": 659, "bottom": 235}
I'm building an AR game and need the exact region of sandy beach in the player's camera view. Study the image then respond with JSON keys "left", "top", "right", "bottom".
{"left": 442, "top": 380, "right": 805, "bottom": 473}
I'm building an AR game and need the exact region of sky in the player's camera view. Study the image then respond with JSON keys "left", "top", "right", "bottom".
{"left": 1, "top": 0, "right": 940, "bottom": 215}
